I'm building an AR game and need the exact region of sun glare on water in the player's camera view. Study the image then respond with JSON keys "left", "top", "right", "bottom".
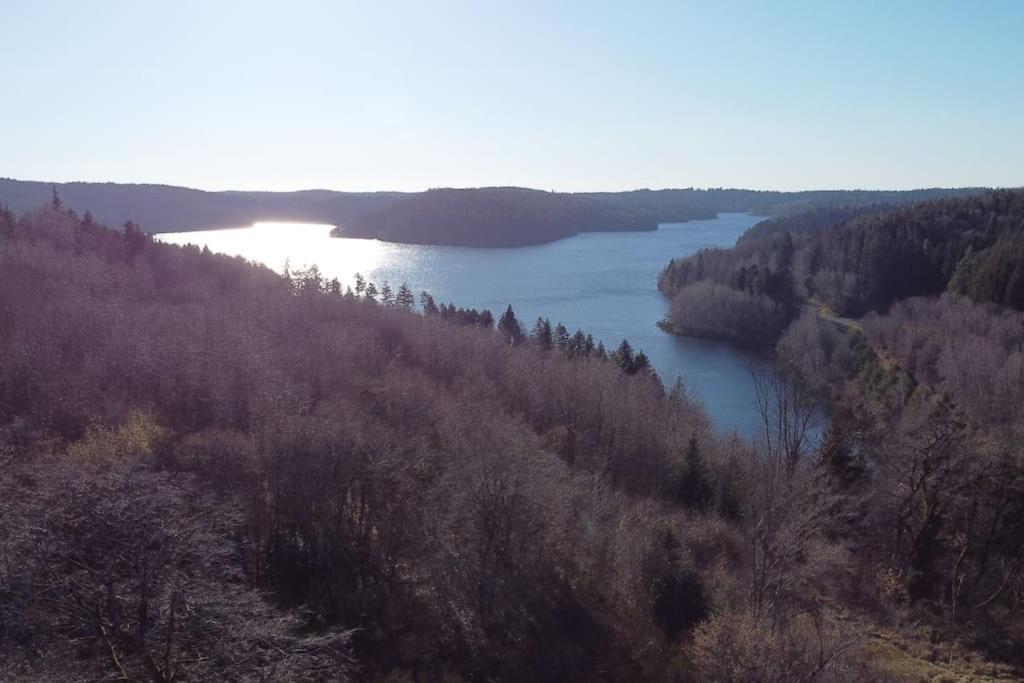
{"left": 157, "top": 222, "right": 403, "bottom": 286}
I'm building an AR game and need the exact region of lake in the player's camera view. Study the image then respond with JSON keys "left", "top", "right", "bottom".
{"left": 158, "top": 213, "right": 768, "bottom": 438}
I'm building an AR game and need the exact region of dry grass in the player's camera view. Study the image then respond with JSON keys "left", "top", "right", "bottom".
{"left": 859, "top": 625, "right": 1021, "bottom": 682}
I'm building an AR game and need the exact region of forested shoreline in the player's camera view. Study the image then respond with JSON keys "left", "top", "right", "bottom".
{"left": 2, "top": 198, "right": 1023, "bottom": 680}
{"left": 654, "top": 191, "right": 1024, "bottom": 677}
{"left": 1, "top": 178, "right": 987, "bottom": 248}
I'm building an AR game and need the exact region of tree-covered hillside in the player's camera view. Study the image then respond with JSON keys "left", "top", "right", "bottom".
{"left": 659, "top": 190, "right": 1024, "bottom": 345}
{"left": 1, "top": 178, "right": 990, "bottom": 248}
{"left": 653, "top": 191, "right": 1024, "bottom": 677}
{"left": 3, "top": 199, "right": 1023, "bottom": 679}
{"left": 338, "top": 187, "right": 661, "bottom": 246}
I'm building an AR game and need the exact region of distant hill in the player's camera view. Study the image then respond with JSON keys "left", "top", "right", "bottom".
{"left": 0, "top": 178, "right": 403, "bottom": 234}
{"left": 338, "top": 187, "right": 662, "bottom": 246}
{"left": 0, "top": 177, "right": 994, "bottom": 247}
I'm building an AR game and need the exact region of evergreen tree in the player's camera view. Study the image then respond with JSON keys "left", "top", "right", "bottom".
{"left": 122, "top": 220, "right": 146, "bottom": 260}
{"left": 553, "top": 323, "right": 570, "bottom": 350}
{"left": 531, "top": 317, "right": 553, "bottom": 350}
{"left": 364, "top": 282, "right": 378, "bottom": 302}
{"left": 498, "top": 305, "right": 523, "bottom": 345}
{"left": 380, "top": 280, "right": 394, "bottom": 307}
{"left": 354, "top": 273, "right": 366, "bottom": 297}
{"left": 50, "top": 184, "right": 62, "bottom": 210}
{"left": 632, "top": 350, "right": 651, "bottom": 374}
{"left": 612, "top": 339, "right": 634, "bottom": 373}
{"left": 568, "top": 330, "right": 588, "bottom": 358}
{"left": 420, "top": 291, "right": 439, "bottom": 315}
{"left": 479, "top": 309, "right": 494, "bottom": 329}
{"left": 396, "top": 283, "right": 415, "bottom": 309}
{"left": 673, "top": 437, "right": 712, "bottom": 510}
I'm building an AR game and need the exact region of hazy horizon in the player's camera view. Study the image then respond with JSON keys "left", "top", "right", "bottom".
{"left": 4, "top": 1, "right": 1023, "bottom": 192}
{"left": 4, "top": 175, "right": 1015, "bottom": 196}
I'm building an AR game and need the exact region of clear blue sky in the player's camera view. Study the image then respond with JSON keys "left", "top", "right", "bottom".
{"left": 3, "top": 1, "right": 1022, "bottom": 192}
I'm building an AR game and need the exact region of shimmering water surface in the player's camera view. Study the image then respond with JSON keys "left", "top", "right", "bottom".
{"left": 159, "top": 213, "right": 768, "bottom": 437}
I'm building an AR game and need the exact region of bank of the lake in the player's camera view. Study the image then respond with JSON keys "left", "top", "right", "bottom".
{"left": 159, "top": 213, "right": 768, "bottom": 437}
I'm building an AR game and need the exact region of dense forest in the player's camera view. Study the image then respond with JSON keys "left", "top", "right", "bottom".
{"left": 335, "top": 187, "right": 660, "bottom": 246}
{"left": 652, "top": 190, "right": 1024, "bottom": 679}
{"left": 3, "top": 198, "right": 1023, "bottom": 679}
{"left": 660, "top": 190, "right": 1024, "bottom": 344}
{"left": 1, "top": 178, "right": 988, "bottom": 248}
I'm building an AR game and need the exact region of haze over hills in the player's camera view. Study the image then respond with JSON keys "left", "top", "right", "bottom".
{"left": 0, "top": 177, "right": 992, "bottom": 248}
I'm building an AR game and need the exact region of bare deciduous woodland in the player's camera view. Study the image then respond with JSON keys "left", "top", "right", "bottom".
{"left": 2, "top": 188, "right": 1023, "bottom": 680}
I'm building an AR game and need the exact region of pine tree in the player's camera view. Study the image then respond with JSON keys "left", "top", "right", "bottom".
{"left": 420, "top": 291, "right": 439, "bottom": 315}
{"left": 531, "top": 317, "right": 553, "bottom": 350}
{"left": 396, "top": 283, "right": 414, "bottom": 309}
{"left": 50, "top": 184, "right": 62, "bottom": 210}
{"left": 613, "top": 339, "right": 634, "bottom": 373}
{"left": 553, "top": 323, "right": 570, "bottom": 350}
{"left": 122, "top": 220, "right": 146, "bottom": 260}
{"left": 479, "top": 309, "right": 494, "bottom": 329}
{"left": 354, "top": 273, "right": 366, "bottom": 297}
{"left": 380, "top": 280, "right": 394, "bottom": 307}
{"left": 364, "top": 282, "right": 378, "bottom": 302}
{"left": 673, "top": 437, "right": 712, "bottom": 510}
{"left": 568, "top": 330, "right": 587, "bottom": 358}
{"left": 498, "top": 305, "right": 523, "bottom": 345}
{"left": 632, "top": 350, "right": 651, "bottom": 374}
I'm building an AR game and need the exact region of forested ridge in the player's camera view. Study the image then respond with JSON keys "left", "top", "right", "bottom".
{"left": 2, "top": 198, "right": 1023, "bottom": 680}
{"left": 659, "top": 190, "right": 1024, "bottom": 344}
{"left": 335, "top": 187, "right": 660, "bottom": 246}
{"left": 1, "top": 178, "right": 987, "bottom": 248}
{"left": 652, "top": 191, "right": 1024, "bottom": 678}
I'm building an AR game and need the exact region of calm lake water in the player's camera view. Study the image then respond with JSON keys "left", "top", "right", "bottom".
{"left": 159, "top": 213, "right": 768, "bottom": 438}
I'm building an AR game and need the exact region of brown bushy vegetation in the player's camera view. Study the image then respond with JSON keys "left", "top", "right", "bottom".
{"left": 655, "top": 190, "right": 1024, "bottom": 677}
{"left": 773, "top": 298, "right": 1024, "bottom": 672}
{"left": 0, "top": 205, "right": 871, "bottom": 680}
{"left": 3, "top": 203, "right": 1021, "bottom": 679}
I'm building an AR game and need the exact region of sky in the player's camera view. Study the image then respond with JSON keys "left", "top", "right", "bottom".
{"left": 2, "top": 1, "right": 1022, "bottom": 192}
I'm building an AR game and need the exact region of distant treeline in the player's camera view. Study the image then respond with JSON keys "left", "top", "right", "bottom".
{"left": 0, "top": 177, "right": 989, "bottom": 247}
{"left": 335, "top": 187, "right": 661, "bottom": 246}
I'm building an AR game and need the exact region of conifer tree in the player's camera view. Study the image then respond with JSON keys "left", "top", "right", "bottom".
{"left": 531, "top": 317, "right": 553, "bottom": 350}
{"left": 569, "top": 330, "right": 588, "bottom": 358}
{"left": 498, "top": 305, "right": 523, "bottom": 345}
{"left": 613, "top": 339, "right": 634, "bottom": 373}
{"left": 396, "top": 283, "right": 414, "bottom": 309}
{"left": 553, "top": 323, "right": 570, "bottom": 350}
{"left": 420, "top": 291, "right": 439, "bottom": 315}
{"left": 633, "top": 350, "right": 651, "bottom": 374}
